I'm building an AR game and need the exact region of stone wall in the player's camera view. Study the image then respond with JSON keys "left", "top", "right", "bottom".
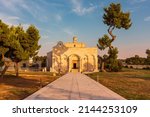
{"left": 126, "top": 65, "right": 150, "bottom": 69}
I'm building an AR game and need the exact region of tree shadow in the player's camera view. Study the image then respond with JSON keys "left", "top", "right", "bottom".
{"left": 0, "top": 75, "right": 40, "bottom": 88}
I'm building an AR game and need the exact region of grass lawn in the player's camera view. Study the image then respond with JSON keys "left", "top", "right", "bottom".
{"left": 87, "top": 68, "right": 150, "bottom": 100}
{"left": 0, "top": 71, "right": 60, "bottom": 100}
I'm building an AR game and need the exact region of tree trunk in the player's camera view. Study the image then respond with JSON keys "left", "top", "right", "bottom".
{"left": 0, "top": 54, "right": 10, "bottom": 78}
{"left": 0, "top": 65, "right": 9, "bottom": 78}
{"left": 101, "top": 61, "right": 106, "bottom": 72}
{"left": 14, "top": 62, "right": 19, "bottom": 77}
{"left": 108, "top": 26, "right": 116, "bottom": 43}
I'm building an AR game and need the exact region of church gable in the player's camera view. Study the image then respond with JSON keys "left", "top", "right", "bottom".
{"left": 53, "top": 41, "right": 68, "bottom": 56}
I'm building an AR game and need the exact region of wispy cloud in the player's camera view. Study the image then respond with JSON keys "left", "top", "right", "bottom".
{"left": 0, "top": 0, "right": 49, "bottom": 23}
{"left": 0, "top": 0, "right": 25, "bottom": 14}
{"left": 0, "top": 13, "right": 30, "bottom": 30}
{"left": 129, "top": 0, "right": 147, "bottom": 4}
{"left": 0, "top": 13, "right": 20, "bottom": 25}
{"left": 70, "top": 0, "right": 96, "bottom": 16}
{"left": 144, "top": 16, "right": 150, "bottom": 21}
{"left": 63, "top": 28, "right": 74, "bottom": 36}
{"left": 134, "top": 0, "right": 147, "bottom": 2}
{"left": 55, "top": 14, "right": 62, "bottom": 21}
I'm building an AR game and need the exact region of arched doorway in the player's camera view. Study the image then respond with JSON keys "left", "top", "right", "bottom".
{"left": 68, "top": 54, "right": 80, "bottom": 72}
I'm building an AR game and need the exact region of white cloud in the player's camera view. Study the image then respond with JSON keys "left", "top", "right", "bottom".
{"left": 135, "top": 0, "right": 147, "bottom": 2}
{"left": 130, "top": 0, "right": 147, "bottom": 4}
{"left": 0, "top": 13, "right": 31, "bottom": 30}
{"left": 42, "top": 35, "right": 49, "bottom": 39}
{"left": 63, "top": 28, "right": 74, "bottom": 36}
{"left": 0, "top": 0, "right": 48, "bottom": 23}
{"left": 144, "top": 16, "right": 150, "bottom": 21}
{"left": 55, "top": 14, "right": 62, "bottom": 21}
{"left": 0, "top": 13, "right": 20, "bottom": 25}
{"left": 71, "top": 0, "right": 96, "bottom": 16}
{"left": 0, "top": 0, "right": 25, "bottom": 13}
{"left": 19, "top": 2, "right": 47, "bottom": 22}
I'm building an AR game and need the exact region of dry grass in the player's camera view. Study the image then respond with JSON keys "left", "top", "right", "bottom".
{"left": 0, "top": 71, "right": 60, "bottom": 100}
{"left": 87, "top": 68, "right": 150, "bottom": 100}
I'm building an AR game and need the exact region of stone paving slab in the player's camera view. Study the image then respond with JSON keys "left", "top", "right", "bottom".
{"left": 25, "top": 73, "right": 125, "bottom": 100}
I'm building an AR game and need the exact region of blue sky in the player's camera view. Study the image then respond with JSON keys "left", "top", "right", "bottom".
{"left": 0, "top": 0, "right": 150, "bottom": 59}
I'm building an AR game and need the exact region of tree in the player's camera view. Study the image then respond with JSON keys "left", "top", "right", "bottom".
{"left": 145, "top": 49, "right": 150, "bottom": 65}
{"left": 8, "top": 25, "right": 29, "bottom": 77}
{"left": 11, "top": 25, "right": 41, "bottom": 77}
{"left": 26, "top": 25, "right": 41, "bottom": 57}
{"left": 105, "top": 47, "right": 122, "bottom": 72}
{"left": 33, "top": 56, "right": 47, "bottom": 67}
{"left": 97, "top": 34, "right": 111, "bottom": 72}
{"left": 103, "top": 3, "right": 132, "bottom": 42}
{"left": 146, "top": 49, "right": 150, "bottom": 58}
{"left": 97, "top": 3, "right": 132, "bottom": 72}
{"left": 0, "top": 20, "right": 11, "bottom": 78}
{"left": 0, "top": 20, "right": 41, "bottom": 77}
{"left": 125, "top": 55, "right": 146, "bottom": 65}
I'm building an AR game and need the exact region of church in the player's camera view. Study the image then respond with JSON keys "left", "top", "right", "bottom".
{"left": 47, "top": 36, "right": 98, "bottom": 73}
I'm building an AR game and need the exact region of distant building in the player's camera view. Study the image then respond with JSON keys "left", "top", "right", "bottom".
{"left": 47, "top": 36, "right": 98, "bottom": 73}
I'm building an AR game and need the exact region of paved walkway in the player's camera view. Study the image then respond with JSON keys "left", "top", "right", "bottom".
{"left": 25, "top": 73, "right": 125, "bottom": 100}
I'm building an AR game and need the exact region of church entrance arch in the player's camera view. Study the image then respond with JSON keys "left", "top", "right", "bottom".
{"left": 68, "top": 54, "right": 80, "bottom": 72}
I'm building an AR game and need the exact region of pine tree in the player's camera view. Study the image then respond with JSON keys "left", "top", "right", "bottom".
{"left": 8, "top": 25, "right": 29, "bottom": 77}
{"left": 97, "top": 3, "right": 132, "bottom": 72}
{"left": 26, "top": 25, "right": 41, "bottom": 57}
{"left": 145, "top": 49, "right": 150, "bottom": 65}
{"left": 0, "top": 20, "right": 10, "bottom": 78}
{"left": 0, "top": 20, "right": 41, "bottom": 77}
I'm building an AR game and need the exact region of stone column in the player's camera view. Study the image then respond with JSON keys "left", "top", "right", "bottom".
{"left": 52, "top": 56, "right": 55, "bottom": 72}
{"left": 95, "top": 55, "right": 98, "bottom": 72}
{"left": 80, "top": 58, "right": 82, "bottom": 72}
{"left": 59, "top": 55, "right": 61, "bottom": 73}
{"left": 79, "top": 57, "right": 81, "bottom": 72}
{"left": 87, "top": 56, "right": 89, "bottom": 72}
{"left": 68, "top": 57, "right": 71, "bottom": 72}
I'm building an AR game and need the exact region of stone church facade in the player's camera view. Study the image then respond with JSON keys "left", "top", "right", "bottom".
{"left": 47, "top": 37, "right": 98, "bottom": 73}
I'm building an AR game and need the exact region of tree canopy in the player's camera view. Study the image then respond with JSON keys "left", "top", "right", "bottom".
{"left": 103, "top": 3, "right": 132, "bottom": 42}
{"left": 0, "top": 20, "right": 10, "bottom": 59}
{"left": 0, "top": 20, "right": 41, "bottom": 77}
{"left": 103, "top": 3, "right": 132, "bottom": 29}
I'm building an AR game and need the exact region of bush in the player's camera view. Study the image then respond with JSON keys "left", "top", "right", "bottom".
{"left": 130, "top": 66, "right": 133, "bottom": 69}
{"left": 41, "top": 61, "right": 46, "bottom": 67}
{"left": 0, "top": 61, "right": 4, "bottom": 67}
{"left": 105, "top": 60, "right": 123, "bottom": 72}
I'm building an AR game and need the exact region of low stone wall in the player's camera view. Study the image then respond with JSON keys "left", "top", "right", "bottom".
{"left": 126, "top": 65, "right": 150, "bottom": 69}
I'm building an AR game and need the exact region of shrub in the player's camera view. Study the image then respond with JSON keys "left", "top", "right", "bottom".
{"left": 105, "top": 60, "right": 123, "bottom": 72}
{"left": 130, "top": 66, "right": 133, "bottom": 69}
{"left": 0, "top": 61, "right": 4, "bottom": 67}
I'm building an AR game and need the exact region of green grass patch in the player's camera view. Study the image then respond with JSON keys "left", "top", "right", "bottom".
{"left": 87, "top": 68, "right": 150, "bottom": 100}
